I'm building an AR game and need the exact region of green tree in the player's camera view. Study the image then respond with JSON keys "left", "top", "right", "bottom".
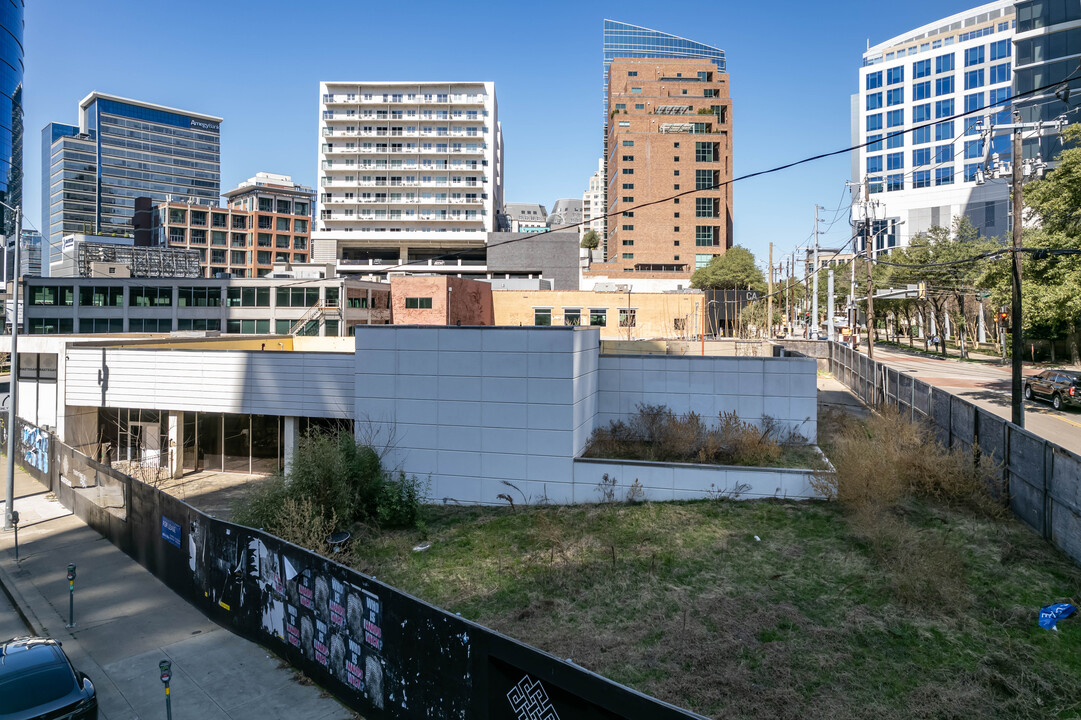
{"left": 691, "top": 245, "right": 766, "bottom": 291}
{"left": 580, "top": 230, "right": 599, "bottom": 250}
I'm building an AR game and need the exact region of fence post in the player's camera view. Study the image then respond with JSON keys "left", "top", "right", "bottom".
{"left": 1044, "top": 442, "right": 1054, "bottom": 541}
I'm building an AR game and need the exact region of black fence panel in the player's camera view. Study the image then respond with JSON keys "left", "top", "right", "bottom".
{"left": 1007, "top": 427, "right": 1048, "bottom": 534}
{"left": 20, "top": 430, "right": 706, "bottom": 720}
{"left": 930, "top": 390, "right": 952, "bottom": 448}
{"left": 949, "top": 397, "right": 977, "bottom": 455}
{"left": 912, "top": 380, "right": 932, "bottom": 419}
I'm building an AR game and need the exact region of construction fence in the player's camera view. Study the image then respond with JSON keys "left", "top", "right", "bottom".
{"left": 829, "top": 342, "right": 1081, "bottom": 567}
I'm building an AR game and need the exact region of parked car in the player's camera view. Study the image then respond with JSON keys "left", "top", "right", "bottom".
{"left": 0, "top": 637, "right": 97, "bottom": 720}
{"left": 1024, "top": 370, "right": 1081, "bottom": 411}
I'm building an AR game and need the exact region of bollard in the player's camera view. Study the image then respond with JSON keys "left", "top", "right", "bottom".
{"left": 10, "top": 510, "right": 17, "bottom": 563}
{"left": 66, "top": 563, "right": 76, "bottom": 628}
{"left": 159, "top": 660, "right": 173, "bottom": 720}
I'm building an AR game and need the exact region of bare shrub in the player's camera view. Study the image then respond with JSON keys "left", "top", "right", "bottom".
{"left": 270, "top": 496, "right": 338, "bottom": 556}
{"left": 583, "top": 404, "right": 804, "bottom": 467}
{"left": 597, "top": 473, "right": 618, "bottom": 503}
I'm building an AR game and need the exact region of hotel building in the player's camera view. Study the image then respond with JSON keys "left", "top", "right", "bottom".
{"left": 313, "top": 82, "right": 503, "bottom": 277}
{"left": 853, "top": 1, "right": 1016, "bottom": 253}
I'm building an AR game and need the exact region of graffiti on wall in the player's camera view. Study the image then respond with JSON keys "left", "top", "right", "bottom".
{"left": 22, "top": 426, "right": 49, "bottom": 475}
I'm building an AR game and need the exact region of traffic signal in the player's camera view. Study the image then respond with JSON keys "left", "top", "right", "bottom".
{"left": 998, "top": 307, "right": 1010, "bottom": 332}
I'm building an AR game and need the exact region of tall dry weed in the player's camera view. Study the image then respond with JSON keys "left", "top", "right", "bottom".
{"left": 812, "top": 405, "right": 1003, "bottom": 516}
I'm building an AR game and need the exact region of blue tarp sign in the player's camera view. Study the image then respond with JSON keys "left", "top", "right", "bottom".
{"left": 161, "top": 516, "right": 182, "bottom": 549}
{"left": 1038, "top": 603, "right": 1076, "bottom": 631}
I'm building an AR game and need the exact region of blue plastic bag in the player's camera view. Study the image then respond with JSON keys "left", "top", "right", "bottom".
{"left": 1038, "top": 602, "right": 1076, "bottom": 631}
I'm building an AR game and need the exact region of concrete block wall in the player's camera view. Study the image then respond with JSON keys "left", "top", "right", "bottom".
{"left": 355, "top": 326, "right": 598, "bottom": 504}
{"left": 596, "top": 354, "right": 817, "bottom": 443}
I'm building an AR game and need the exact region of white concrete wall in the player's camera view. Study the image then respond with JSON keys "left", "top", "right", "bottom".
{"left": 65, "top": 348, "right": 355, "bottom": 418}
{"left": 355, "top": 326, "right": 598, "bottom": 504}
{"left": 573, "top": 458, "right": 820, "bottom": 502}
{"left": 597, "top": 354, "right": 818, "bottom": 442}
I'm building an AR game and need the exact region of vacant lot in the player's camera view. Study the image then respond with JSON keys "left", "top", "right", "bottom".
{"left": 340, "top": 409, "right": 1081, "bottom": 719}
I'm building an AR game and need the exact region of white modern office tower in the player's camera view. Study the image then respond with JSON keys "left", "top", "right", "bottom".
{"left": 313, "top": 82, "right": 503, "bottom": 276}
{"left": 853, "top": 0, "right": 1016, "bottom": 255}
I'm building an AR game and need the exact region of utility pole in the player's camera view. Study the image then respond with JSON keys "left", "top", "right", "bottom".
{"left": 786, "top": 256, "right": 792, "bottom": 337}
{"left": 812, "top": 205, "right": 823, "bottom": 340}
{"left": 827, "top": 268, "right": 835, "bottom": 342}
{"left": 1011, "top": 123, "right": 1024, "bottom": 427}
{"left": 863, "top": 177, "right": 875, "bottom": 359}
{"left": 767, "top": 242, "right": 773, "bottom": 339}
{"left": 4, "top": 204, "right": 19, "bottom": 531}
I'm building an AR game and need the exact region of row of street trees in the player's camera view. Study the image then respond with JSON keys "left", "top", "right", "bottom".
{"left": 689, "top": 125, "right": 1081, "bottom": 363}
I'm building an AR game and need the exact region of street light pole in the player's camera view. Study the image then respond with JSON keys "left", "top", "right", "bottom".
{"left": 4, "top": 203, "right": 19, "bottom": 531}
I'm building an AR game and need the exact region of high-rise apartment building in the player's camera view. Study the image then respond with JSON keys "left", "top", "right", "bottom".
{"left": 1014, "top": 0, "right": 1081, "bottom": 161}
{"left": 1, "top": 1, "right": 22, "bottom": 240}
{"left": 600, "top": 21, "right": 726, "bottom": 251}
{"left": 154, "top": 173, "right": 314, "bottom": 278}
{"left": 313, "top": 82, "right": 503, "bottom": 276}
{"left": 581, "top": 158, "right": 604, "bottom": 241}
{"left": 42, "top": 93, "right": 222, "bottom": 271}
{"left": 593, "top": 58, "right": 732, "bottom": 279}
{"left": 854, "top": 1, "right": 1016, "bottom": 254}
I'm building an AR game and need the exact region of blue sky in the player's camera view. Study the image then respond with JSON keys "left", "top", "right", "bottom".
{"left": 24, "top": 0, "right": 982, "bottom": 270}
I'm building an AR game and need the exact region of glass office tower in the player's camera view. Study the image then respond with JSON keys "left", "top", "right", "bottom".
{"left": 42, "top": 93, "right": 222, "bottom": 271}
{"left": 0, "top": 1, "right": 23, "bottom": 239}
{"left": 602, "top": 20, "right": 726, "bottom": 115}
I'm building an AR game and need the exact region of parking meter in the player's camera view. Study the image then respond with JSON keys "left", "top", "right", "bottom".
{"left": 160, "top": 660, "right": 173, "bottom": 720}
{"left": 65, "top": 563, "right": 76, "bottom": 627}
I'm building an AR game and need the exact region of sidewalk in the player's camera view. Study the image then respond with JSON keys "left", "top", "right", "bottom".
{"left": 0, "top": 466, "right": 354, "bottom": 720}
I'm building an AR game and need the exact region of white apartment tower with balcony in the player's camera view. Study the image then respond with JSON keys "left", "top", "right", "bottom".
{"left": 314, "top": 82, "right": 503, "bottom": 275}
{"left": 853, "top": 0, "right": 1016, "bottom": 255}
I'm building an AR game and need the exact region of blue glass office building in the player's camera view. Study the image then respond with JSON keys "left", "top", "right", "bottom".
{"left": 0, "top": 1, "right": 23, "bottom": 239}
{"left": 42, "top": 93, "right": 222, "bottom": 272}
{"left": 602, "top": 20, "right": 726, "bottom": 114}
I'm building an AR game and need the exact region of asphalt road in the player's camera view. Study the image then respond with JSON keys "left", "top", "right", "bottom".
{"left": 870, "top": 345, "right": 1081, "bottom": 456}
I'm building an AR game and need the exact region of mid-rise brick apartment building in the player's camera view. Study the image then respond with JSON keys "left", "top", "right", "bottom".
{"left": 154, "top": 172, "right": 314, "bottom": 278}
{"left": 593, "top": 58, "right": 732, "bottom": 280}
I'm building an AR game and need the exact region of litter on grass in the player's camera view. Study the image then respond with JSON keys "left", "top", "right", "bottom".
{"left": 1038, "top": 602, "right": 1076, "bottom": 631}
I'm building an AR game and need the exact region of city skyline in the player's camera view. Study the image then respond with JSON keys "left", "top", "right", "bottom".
{"left": 23, "top": 0, "right": 990, "bottom": 269}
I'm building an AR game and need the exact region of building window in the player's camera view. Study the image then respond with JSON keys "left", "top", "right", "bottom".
{"left": 404, "top": 297, "right": 433, "bottom": 309}
{"left": 914, "top": 81, "right": 931, "bottom": 100}
{"left": 886, "top": 132, "right": 904, "bottom": 149}
{"left": 79, "top": 286, "right": 123, "bottom": 307}
{"left": 867, "top": 133, "right": 883, "bottom": 152}
{"left": 935, "top": 99, "right": 954, "bottom": 118}
{"left": 935, "top": 167, "right": 954, "bottom": 186}
{"left": 935, "top": 122, "right": 954, "bottom": 141}
{"left": 534, "top": 308, "right": 552, "bottom": 326}
{"left": 964, "top": 69, "right": 984, "bottom": 90}
{"left": 913, "top": 104, "right": 930, "bottom": 123}
{"left": 914, "top": 59, "right": 931, "bottom": 78}
{"left": 226, "top": 287, "right": 270, "bottom": 307}
{"left": 935, "top": 76, "right": 954, "bottom": 95}
{"left": 696, "top": 197, "right": 717, "bottom": 217}
{"left": 622, "top": 224, "right": 634, "bottom": 231}
{"left": 621, "top": 253, "right": 634, "bottom": 259}
{"left": 914, "top": 126, "right": 931, "bottom": 144}
{"left": 886, "top": 66, "right": 904, "bottom": 85}
{"left": 914, "top": 170, "right": 931, "bottom": 188}
{"left": 886, "top": 109, "right": 903, "bottom": 127}
{"left": 176, "top": 287, "right": 219, "bottom": 307}
{"left": 866, "top": 92, "right": 883, "bottom": 110}
{"left": 935, "top": 144, "right": 954, "bottom": 162}
{"left": 867, "top": 156, "right": 883, "bottom": 173}
{"left": 886, "top": 174, "right": 904, "bottom": 192}
{"left": 866, "top": 71, "right": 882, "bottom": 89}
{"left": 695, "top": 169, "right": 716, "bottom": 190}
{"left": 129, "top": 286, "right": 172, "bottom": 307}
{"left": 30, "top": 285, "right": 74, "bottom": 306}
{"left": 989, "top": 63, "right": 1010, "bottom": 85}
{"left": 695, "top": 226, "right": 718, "bottom": 247}
{"left": 886, "top": 152, "right": 903, "bottom": 170}
{"left": 964, "top": 46, "right": 985, "bottom": 67}
{"left": 563, "top": 308, "right": 581, "bottom": 326}
{"left": 913, "top": 147, "right": 931, "bottom": 166}
{"left": 695, "top": 141, "right": 716, "bottom": 162}
{"left": 990, "top": 39, "right": 1010, "bottom": 61}
{"left": 886, "top": 88, "right": 903, "bottom": 106}
{"left": 589, "top": 308, "right": 607, "bottom": 326}
{"left": 866, "top": 114, "right": 882, "bottom": 132}
{"left": 618, "top": 308, "right": 636, "bottom": 328}
{"left": 936, "top": 53, "right": 954, "bottom": 73}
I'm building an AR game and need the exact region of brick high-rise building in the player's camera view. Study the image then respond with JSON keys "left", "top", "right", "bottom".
{"left": 597, "top": 58, "right": 732, "bottom": 280}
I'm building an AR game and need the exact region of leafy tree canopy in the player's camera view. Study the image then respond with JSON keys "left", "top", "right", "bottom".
{"left": 580, "top": 230, "right": 599, "bottom": 250}
{"left": 691, "top": 245, "right": 766, "bottom": 291}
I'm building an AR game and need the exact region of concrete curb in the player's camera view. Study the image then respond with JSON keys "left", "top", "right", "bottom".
{"left": 0, "top": 548, "right": 42, "bottom": 636}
